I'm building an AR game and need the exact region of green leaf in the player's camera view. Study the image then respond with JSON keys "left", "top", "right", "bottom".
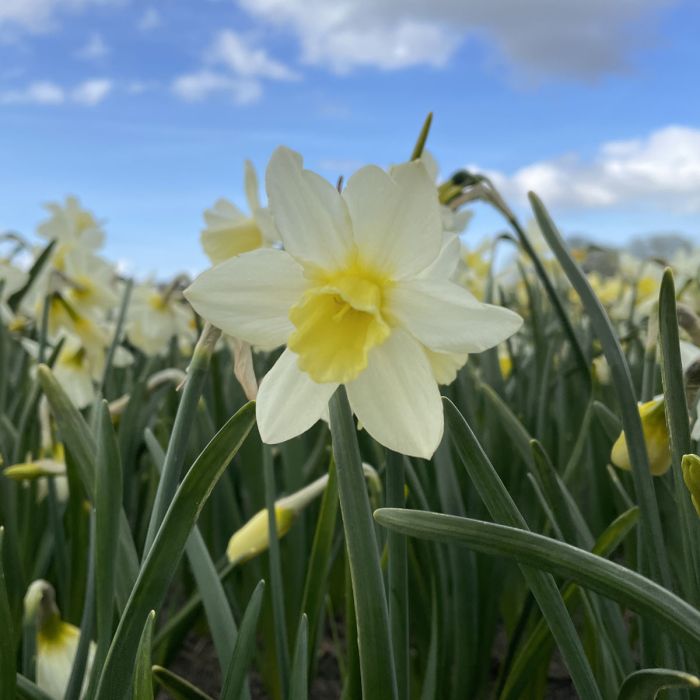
{"left": 91, "top": 401, "right": 124, "bottom": 689}
{"left": 529, "top": 192, "right": 672, "bottom": 590}
{"left": 37, "top": 364, "right": 139, "bottom": 610}
{"left": 617, "top": 668, "right": 700, "bottom": 699}
{"left": 100, "top": 277, "right": 133, "bottom": 392}
{"left": 146, "top": 428, "right": 241, "bottom": 676}
{"left": 64, "top": 511, "right": 96, "bottom": 700}
{"left": 221, "top": 580, "right": 266, "bottom": 700}
{"left": 263, "top": 444, "right": 290, "bottom": 695}
{"left": 658, "top": 268, "right": 700, "bottom": 604}
{"left": 299, "top": 457, "right": 339, "bottom": 667}
{"left": 7, "top": 239, "right": 55, "bottom": 312}
{"left": 443, "top": 398, "right": 602, "bottom": 700}
{"left": 373, "top": 508, "right": 700, "bottom": 654}
{"left": 15, "top": 674, "right": 52, "bottom": 700}
{"left": 386, "top": 450, "right": 409, "bottom": 699}
{"left": 0, "top": 528, "right": 16, "bottom": 699}
{"left": 593, "top": 400, "right": 622, "bottom": 442}
{"left": 289, "top": 614, "right": 309, "bottom": 700}
{"left": 420, "top": 587, "right": 438, "bottom": 700}
{"left": 143, "top": 324, "right": 221, "bottom": 554}
{"left": 93, "top": 401, "right": 255, "bottom": 700}
{"left": 132, "top": 611, "right": 156, "bottom": 700}
{"left": 499, "top": 507, "right": 639, "bottom": 700}
{"left": 410, "top": 112, "right": 432, "bottom": 160}
{"left": 329, "top": 387, "right": 398, "bottom": 700}
{"left": 151, "top": 666, "right": 214, "bottom": 700}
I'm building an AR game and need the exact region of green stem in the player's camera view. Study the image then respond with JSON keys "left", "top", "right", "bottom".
{"left": 329, "top": 387, "right": 398, "bottom": 700}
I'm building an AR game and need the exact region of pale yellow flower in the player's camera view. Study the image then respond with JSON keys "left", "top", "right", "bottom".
{"left": 201, "top": 160, "right": 278, "bottom": 265}
{"left": 186, "top": 147, "right": 522, "bottom": 458}
{"left": 24, "top": 580, "right": 95, "bottom": 700}
{"left": 127, "top": 283, "right": 194, "bottom": 356}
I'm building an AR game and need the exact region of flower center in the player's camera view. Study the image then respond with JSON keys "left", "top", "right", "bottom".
{"left": 288, "top": 266, "right": 391, "bottom": 383}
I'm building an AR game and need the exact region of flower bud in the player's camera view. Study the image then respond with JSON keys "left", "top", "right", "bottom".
{"left": 610, "top": 397, "right": 671, "bottom": 476}
{"left": 682, "top": 454, "right": 700, "bottom": 517}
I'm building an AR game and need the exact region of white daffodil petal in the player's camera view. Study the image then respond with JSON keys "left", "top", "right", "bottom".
{"left": 387, "top": 278, "right": 523, "bottom": 354}
{"left": 244, "top": 159, "right": 261, "bottom": 211}
{"left": 185, "top": 248, "right": 307, "bottom": 349}
{"left": 266, "top": 146, "right": 352, "bottom": 270}
{"left": 346, "top": 330, "right": 443, "bottom": 459}
{"left": 256, "top": 348, "right": 338, "bottom": 444}
{"left": 343, "top": 161, "right": 442, "bottom": 278}
{"left": 420, "top": 234, "right": 462, "bottom": 281}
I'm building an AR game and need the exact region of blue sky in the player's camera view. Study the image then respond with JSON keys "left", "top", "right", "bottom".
{"left": 1, "top": 0, "right": 699, "bottom": 275}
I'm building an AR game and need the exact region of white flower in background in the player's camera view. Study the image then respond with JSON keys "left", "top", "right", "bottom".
{"left": 409, "top": 151, "right": 473, "bottom": 235}
{"left": 0, "top": 258, "right": 27, "bottom": 299}
{"left": 127, "top": 282, "right": 194, "bottom": 356}
{"left": 186, "top": 147, "right": 522, "bottom": 458}
{"left": 24, "top": 580, "right": 95, "bottom": 700}
{"left": 60, "top": 247, "right": 119, "bottom": 315}
{"left": 22, "top": 333, "right": 132, "bottom": 409}
{"left": 201, "top": 160, "right": 278, "bottom": 265}
{"left": 37, "top": 196, "right": 105, "bottom": 262}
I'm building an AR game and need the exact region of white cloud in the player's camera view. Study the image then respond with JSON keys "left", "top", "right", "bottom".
{"left": 76, "top": 32, "right": 109, "bottom": 60}
{"left": 137, "top": 8, "right": 160, "bottom": 31}
{"left": 483, "top": 126, "right": 700, "bottom": 213}
{"left": 207, "top": 29, "right": 300, "bottom": 81}
{"left": 236, "top": 0, "right": 674, "bottom": 77}
{"left": 1, "top": 77, "right": 114, "bottom": 106}
{"left": 0, "top": 0, "right": 120, "bottom": 35}
{"left": 172, "top": 70, "right": 262, "bottom": 104}
{"left": 0, "top": 80, "right": 64, "bottom": 104}
{"left": 172, "top": 29, "right": 298, "bottom": 104}
{"left": 71, "top": 77, "right": 112, "bottom": 104}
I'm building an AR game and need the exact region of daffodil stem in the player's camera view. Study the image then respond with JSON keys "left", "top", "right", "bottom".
{"left": 386, "top": 450, "right": 408, "bottom": 699}
{"left": 329, "top": 387, "right": 398, "bottom": 700}
{"left": 658, "top": 270, "right": 700, "bottom": 607}
{"left": 100, "top": 277, "right": 133, "bottom": 394}
{"left": 263, "top": 445, "right": 290, "bottom": 696}
{"left": 64, "top": 510, "right": 96, "bottom": 700}
{"left": 143, "top": 323, "right": 221, "bottom": 556}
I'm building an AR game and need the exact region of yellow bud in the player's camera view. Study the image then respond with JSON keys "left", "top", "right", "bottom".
{"left": 4, "top": 459, "right": 65, "bottom": 481}
{"left": 226, "top": 506, "right": 296, "bottom": 565}
{"left": 610, "top": 397, "right": 671, "bottom": 476}
{"left": 682, "top": 454, "right": 700, "bottom": 517}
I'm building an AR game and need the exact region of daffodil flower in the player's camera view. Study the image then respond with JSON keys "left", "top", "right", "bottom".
{"left": 611, "top": 396, "right": 671, "bottom": 476}
{"left": 24, "top": 580, "right": 96, "bottom": 700}
{"left": 37, "top": 196, "right": 105, "bottom": 264}
{"left": 186, "top": 147, "right": 522, "bottom": 458}
{"left": 201, "top": 160, "right": 278, "bottom": 265}
{"left": 127, "top": 281, "right": 194, "bottom": 356}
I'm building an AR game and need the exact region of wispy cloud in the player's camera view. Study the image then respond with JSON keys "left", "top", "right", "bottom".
{"left": 137, "top": 7, "right": 160, "bottom": 31}
{"left": 172, "top": 29, "right": 299, "bottom": 104}
{"left": 236, "top": 0, "right": 673, "bottom": 79}
{"left": 0, "top": 80, "right": 64, "bottom": 104}
{"left": 0, "top": 0, "right": 121, "bottom": 35}
{"left": 482, "top": 126, "right": 700, "bottom": 213}
{"left": 0, "top": 77, "right": 112, "bottom": 105}
{"left": 75, "top": 32, "right": 109, "bottom": 60}
{"left": 71, "top": 78, "right": 112, "bottom": 104}
{"left": 172, "top": 70, "right": 261, "bottom": 104}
